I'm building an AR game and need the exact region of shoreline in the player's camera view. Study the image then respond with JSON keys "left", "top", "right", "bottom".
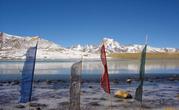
{"left": 0, "top": 79, "right": 179, "bottom": 110}
{"left": 1, "top": 73, "right": 179, "bottom": 81}
{"left": 1, "top": 58, "right": 179, "bottom": 62}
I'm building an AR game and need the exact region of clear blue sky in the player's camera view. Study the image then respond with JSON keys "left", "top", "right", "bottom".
{"left": 0, "top": 0, "right": 179, "bottom": 48}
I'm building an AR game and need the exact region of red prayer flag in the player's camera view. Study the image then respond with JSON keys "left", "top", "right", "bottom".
{"left": 100, "top": 44, "right": 110, "bottom": 94}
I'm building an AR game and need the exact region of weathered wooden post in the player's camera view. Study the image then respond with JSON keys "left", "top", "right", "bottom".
{"left": 69, "top": 61, "right": 82, "bottom": 110}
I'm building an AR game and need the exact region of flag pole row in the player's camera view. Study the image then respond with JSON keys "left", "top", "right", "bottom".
{"left": 18, "top": 37, "right": 148, "bottom": 110}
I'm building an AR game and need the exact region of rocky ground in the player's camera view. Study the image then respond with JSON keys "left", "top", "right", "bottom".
{"left": 0, "top": 78, "right": 179, "bottom": 110}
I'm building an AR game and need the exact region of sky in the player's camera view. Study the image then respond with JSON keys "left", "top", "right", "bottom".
{"left": 0, "top": 0, "right": 179, "bottom": 48}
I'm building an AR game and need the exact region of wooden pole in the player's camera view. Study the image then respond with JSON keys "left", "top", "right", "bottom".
{"left": 69, "top": 61, "right": 82, "bottom": 110}
{"left": 28, "top": 102, "right": 30, "bottom": 110}
{"left": 145, "top": 34, "right": 148, "bottom": 45}
{"left": 108, "top": 93, "right": 112, "bottom": 110}
{"left": 140, "top": 101, "right": 143, "bottom": 110}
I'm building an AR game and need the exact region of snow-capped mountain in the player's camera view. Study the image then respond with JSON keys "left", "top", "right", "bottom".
{"left": 70, "top": 38, "right": 126, "bottom": 53}
{"left": 0, "top": 32, "right": 98, "bottom": 60}
{"left": 71, "top": 38, "right": 179, "bottom": 53}
{"left": 0, "top": 32, "right": 178, "bottom": 60}
{"left": 70, "top": 44, "right": 98, "bottom": 53}
{"left": 0, "top": 32, "right": 61, "bottom": 50}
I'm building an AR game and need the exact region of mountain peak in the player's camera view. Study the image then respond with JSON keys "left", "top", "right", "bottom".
{"left": 101, "top": 37, "right": 122, "bottom": 49}
{"left": 102, "top": 37, "right": 117, "bottom": 44}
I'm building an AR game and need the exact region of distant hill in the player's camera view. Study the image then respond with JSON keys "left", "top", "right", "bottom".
{"left": 0, "top": 32, "right": 179, "bottom": 60}
{"left": 0, "top": 32, "right": 97, "bottom": 60}
{"left": 109, "top": 52, "right": 179, "bottom": 59}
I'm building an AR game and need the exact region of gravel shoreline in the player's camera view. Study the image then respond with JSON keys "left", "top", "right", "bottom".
{"left": 0, "top": 78, "right": 179, "bottom": 110}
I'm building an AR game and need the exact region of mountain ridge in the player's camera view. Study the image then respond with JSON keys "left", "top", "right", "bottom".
{"left": 0, "top": 32, "right": 178, "bottom": 60}
{"left": 70, "top": 37, "right": 179, "bottom": 53}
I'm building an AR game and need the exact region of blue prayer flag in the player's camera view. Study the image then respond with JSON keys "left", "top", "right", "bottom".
{"left": 20, "top": 42, "right": 38, "bottom": 103}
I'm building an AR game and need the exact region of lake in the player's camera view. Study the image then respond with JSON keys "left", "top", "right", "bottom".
{"left": 0, "top": 59, "right": 179, "bottom": 81}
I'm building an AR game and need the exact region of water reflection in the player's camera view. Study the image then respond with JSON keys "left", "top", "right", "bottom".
{"left": 0, "top": 59, "right": 179, "bottom": 76}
